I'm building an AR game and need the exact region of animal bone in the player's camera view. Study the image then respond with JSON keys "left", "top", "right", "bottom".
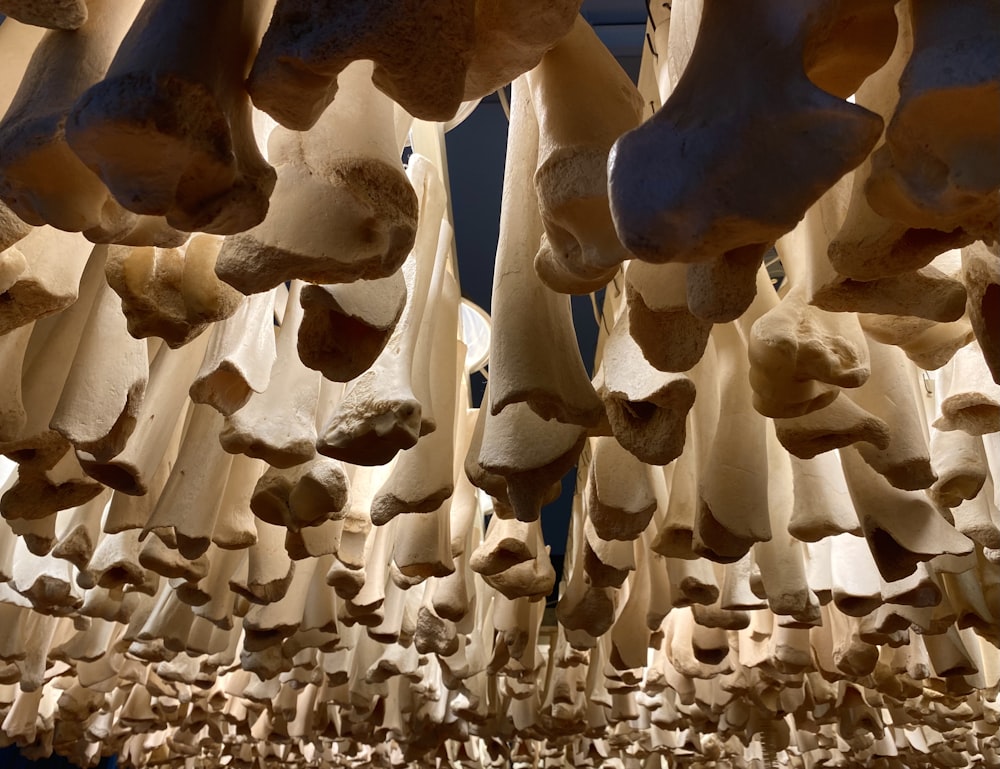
{"left": 221, "top": 282, "right": 320, "bottom": 469}
{"left": 216, "top": 61, "right": 418, "bottom": 295}
{"left": 773, "top": 390, "right": 890, "bottom": 459}
{"left": 865, "top": 0, "right": 1000, "bottom": 245}
{"left": 527, "top": 16, "right": 641, "bottom": 294}
{"left": 247, "top": 0, "right": 476, "bottom": 128}
{"left": 297, "top": 273, "right": 406, "bottom": 384}
{"left": 105, "top": 235, "right": 244, "bottom": 349}
{"left": 66, "top": 0, "right": 276, "bottom": 234}
{"left": 608, "top": 0, "right": 884, "bottom": 267}
{"left": 0, "top": 0, "right": 184, "bottom": 245}
{"left": 250, "top": 456, "right": 349, "bottom": 531}
{"left": 189, "top": 288, "right": 277, "bottom": 416}
{"left": 317, "top": 156, "right": 445, "bottom": 466}
{"left": 0, "top": 0, "right": 88, "bottom": 29}
{"left": 487, "top": 75, "right": 602, "bottom": 427}
{"left": 934, "top": 340, "right": 1000, "bottom": 436}
{"left": 859, "top": 311, "right": 974, "bottom": 370}
{"left": 961, "top": 240, "right": 1000, "bottom": 383}
{"left": 585, "top": 436, "right": 656, "bottom": 542}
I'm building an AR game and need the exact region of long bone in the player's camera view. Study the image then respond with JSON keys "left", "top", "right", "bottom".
{"left": 317, "top": 155, "right": 446, "bottom": 466}
{"left": 585, "top": 436, "right": 656, "bottom": 542}
{"left": 527, "top": 16, "right": 642, "bottom": 294}
{"left": 961, "top": 240, "right": 1000, "bottom": 383}
{"left": 66, "top": 0, "right": 276, "bottom": 235}
{"left": 859, "top": 311, "right": 974, "bottom": 371}
{"left": 220, "top": 282, "right": 320, "bottom": 469}
{"left": 0, "top": 0, "right": 184, "bottom": 245}
{"left": 488, "top": 75, "right": 602, "bottom": 428}
{"left": 608, "top": 0, "right": 885, "bottom": 267}
{"left": 933, "top": 340, "right": 1000, "bottom": 436}
{"left": 247, "top": 0, "right": 475, "bottom": 129}
{"left": 865, "top": 0, "right": 1000, "bottom": 246}
{"left": 216, "top": 61, "right": 418, "bottom": 295}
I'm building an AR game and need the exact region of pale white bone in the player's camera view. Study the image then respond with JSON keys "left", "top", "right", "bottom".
{"left": 950, "top": 478, "right": 1000, "bottom": 551}
{"left": 66, "top": 0, "right": 276, "bottom": 234}
{"left": 527, "top": 16, "right": 641, "bottom": 294}
{"left": 51, "top": 487, "right": 110, "bottom": 575}
{"left": 221, "top": 282, "right": 319, "bottom": 468}
{"left": 608, "top": 0, "right": 885, "bottom": 266}
{"left": 2, "top": 442, "right": 103, "bottom": 520}
{"left": 78, "top": 334, "right": 208, "bottom": 495}
{"left": 624, "top": 260, "right": 713, "bottom": 374}
{"left": 49, "top": 257, "right": 147, "bottom": 461}
{"left": 317, "top": 155, "right": 445, "bottom": 466}
{"left": 487, "top": 76, "right": 602, "bottom": 427}
{"left": 860, "top": 311, "right": 975, "bottom": 371}
{"left": 243, "top": 554, "right": 318, "bottom": 643}
{"left": 586, "top": 436, "right": 656, "bottom": 542}
{"left": 928, "top": 428, "right": 988, "bottom": 508}
{"left": 105, "top": 235, "right": 244, "bottom": 349}
{"left": 141, "top": 404, "right": 234, "bottom": 559}
{"left": 773, "top": 390, "right": 890, "bottom": 459}
{"left": 933, "top": 340, "right": 1000, "bottom": 436}
{"left": 87, "top": 527, "right": 157, "bottom": 595}
{"left": 0, "top": 226, "right": 92, "bottom": 335}
{"left": 0, "top": 322, "right": 34, "bottom": 442}
{"left": 250, "top": 455, "right": 349, "bottom": 531}
{"left": 137, "top": 530, "right": 208, "bottom": 584}
{"left": 297, "top": 272, "right": 406, "bottom": 384}
{"left": 248, "top": 0, "right": 475, "bottom": 127}
{"left": 234, "top": 517, "right": 294, "bottom": 605}
{"left": 0, "top": 0, "right": 185, "bottom": 244}
{"left": 189, "top": 288, "right": 277, "bottom": 416}
{"left": 217, "top": 61, "right": 418, "bottom": 295}
{"left": 371, "top": 253, "right": 459, "bottom": 526}
{"left": 596, "top": 303, "right": 695, "bottom": 466}
{"left": 787, "top": 451, "right": 860, "bottom": 541}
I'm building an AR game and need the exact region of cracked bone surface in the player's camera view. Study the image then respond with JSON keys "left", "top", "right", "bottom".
{"left": 65, "top": 0, "right": 276, "bottom": 235}
{"left": 0, "top": 2, "right": 998, "bottom": 767}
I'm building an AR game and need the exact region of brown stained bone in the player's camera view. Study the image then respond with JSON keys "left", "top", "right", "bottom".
{"left": 0, "top": 0, "right": 183, "bottom": 245}
{"left": 189, "top": 289, "right": 277, "bottom": 416}
{"left": 774, "top": 390, "right": 890, "bottom": 459}
{"left": 250, "top": 456, "right": 349, "bottom": 531}
{"left": 527, "top": 16, "right": 641, "bottom": 294}
{"left": 105, "top": 235, "right": 244, "bottom": 349}
{"left": 933, "top": 340, "right": 1000, "bottom": 436}
{"left": 392, "top": 499, "right": 456, "bottom": 580}
{"left": 843, "top": 338, "right": 936, "bottom": 490}
{"left": 298, "top": 272, "right": 406, "bottom": 384}
{"left": 608, "top": 0, "right": 884, "bottom": 267}
{"left": 49, "top": 259, "right": 147, "bottom": 461}
{"left": 463, "top": 1, "right": 579, "bottom": 100}
{"left": 78, "top": 334, "right": 209, "bottom": 496}
{"left": 0, "top": 322, "right": 34, "bottom": 443}
{"left": 788, "top": 451, "right": 861, "bottom": 541}
{"left": 596, "top": 302, "right": 695, "bottom": 466}
{"left": 317, "top": 156, "right": 445, "bottom": 466}
{"left": 961, "top": 240, "right": 1000, "bottom": 383}
{"left": 0, "top": 226, "right": 92, "bottom": 335}
{"left": 221, "top": 282, "right": 320, "bottom": 469}
{"left": 217, "top": 61, "right": 418, "bottom": 295}
{"left": 0, "top": 0, "right": 88, "bottom": 29}
{"left": 488, "top": 76, "right": 602, "bottom": 428}
{"left": 66, "top": 0, "right": 276, "bottom": 235}
{"left": 859, "top": 311, "right": 974, "bottom": 371}
{"left": 865, "top": 0, "right": 1000, "bottom": 247}
{"left": 928, "top": 428, "right": 988, "bottom": 509}
{"left": 248, "top": 0, "right": 475, "bottom": 129}
{"left": 624, "top": 260, "right": 713, "bottom": 374}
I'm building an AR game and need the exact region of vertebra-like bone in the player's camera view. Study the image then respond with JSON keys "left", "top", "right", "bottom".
{"left": 66, "top": 0, "right": 276, "bottom": 234}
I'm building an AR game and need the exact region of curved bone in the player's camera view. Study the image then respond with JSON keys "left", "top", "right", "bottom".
{"left": 527, "top": 16, "right": 641, "bottom": 294}
{"left": 248, "top": 0, "right": 475, "bottom": 128}
{"left": 866, "top": 0, "right": 1000, "bottom": 245}
{"left": 217, "top": 61, "right": 418, "bottom": 295}
{"left": 860, "top": 311, "right": 974, "bottom": 371}
{"left": 929, "top": 425, "right": 988, "bottom": 508}
{"left": 0, "top": 0, "right": 185, "bottom": 244}
{"left": 774, "top": 390, "right": 890, "bottom": 459}
{"left": 51, "top": 487, "right": 111, "bottom": 575}
{"left": 66, "top": 0, "right": 276, "bottom": 234}
{"left": 87, "top": 527, "right": 158, "bottom": 596}
{"left": 609, "top": 0, "right": 883, "bottom": 266}
{"left": 961, "top": 240, "right": 1000, "bottom": 383}
{"left": 106, "top": 235, "right": 243, "bottom": 349}
{"left": 220, "top": 282, "right": 319, "bottom": 469}
{"left": 298, "top": 272, "right": 406, "bottom": 383}
{"left": 49, "top": 258, "right": 147, "bottom": 461}
{"left": 488, "top": 76, "right": 602, "bottom": 427}
{"left": 596, "top": 303, "right": 695, "bottom": 466}
{"left": 317, "top": 155, "right": 446, "bottom": 466}
{"left": 0, "top": 226, "right": 92, "bottom": 335}
{"left": 933, "top": 340, "right": 1000, "bottom": 436}
{"left": 78, "top": 334, "right": 209, "bottom": 495}
{"left": 624, "top": 261, "right": 713, "bottom": 374}
{"left": 950, "top": 479, "right": 1000, "bottom": 551}
{"left": 189, "top": 289, "right": 277, "bottom": 416}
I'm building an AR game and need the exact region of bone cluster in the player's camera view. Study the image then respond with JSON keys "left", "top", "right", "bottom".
{"left": 0, "top": 0, "right": 998, "bottom": 767}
